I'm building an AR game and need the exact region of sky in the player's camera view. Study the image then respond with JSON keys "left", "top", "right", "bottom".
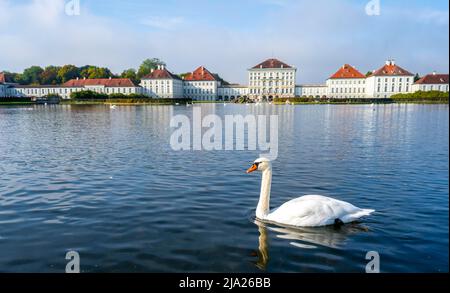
{"left": 0, "top": 0, "right": 448, "bottom": 84}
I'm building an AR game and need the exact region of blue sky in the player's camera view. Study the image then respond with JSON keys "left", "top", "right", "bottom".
{"left": 0, "top": 0, "right": 448, "bottom": 83}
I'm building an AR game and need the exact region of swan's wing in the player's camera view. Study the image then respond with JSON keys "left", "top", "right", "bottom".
{"left": 266, "top": 195, "right": 374, "bottom": 227}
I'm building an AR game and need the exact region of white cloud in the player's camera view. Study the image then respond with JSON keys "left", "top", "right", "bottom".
{"left": 0, "top": 0, "right": 448, "bottom": 84}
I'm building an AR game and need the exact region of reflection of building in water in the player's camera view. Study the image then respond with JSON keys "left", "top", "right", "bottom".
{"left": 147, "top": 106, "right": 175, "bottom": 136}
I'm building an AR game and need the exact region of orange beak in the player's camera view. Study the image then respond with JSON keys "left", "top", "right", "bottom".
{"left": 246, "top": 164, "right": 258, "bottom": 174}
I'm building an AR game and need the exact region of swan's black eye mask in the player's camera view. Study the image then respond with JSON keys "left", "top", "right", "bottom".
{"left": 254, "top": 162, "right": 261, "bottom": 167}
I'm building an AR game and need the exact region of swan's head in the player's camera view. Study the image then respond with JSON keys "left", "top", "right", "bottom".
{"left": 246, "top": 158, "right": 272, "bottom": 173}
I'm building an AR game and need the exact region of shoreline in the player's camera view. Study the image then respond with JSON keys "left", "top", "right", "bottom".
{"left": 1, "top": 101, "right": 448, "bottom": 106}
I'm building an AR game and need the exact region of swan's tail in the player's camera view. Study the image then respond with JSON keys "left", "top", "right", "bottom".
{"left": 344, "top": 209, "right": 375, "bottom": 222}
{"left": 359, "top": 209, "right": 375, "bottom": 216}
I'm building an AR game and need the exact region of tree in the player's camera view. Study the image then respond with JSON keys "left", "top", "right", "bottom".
{"left": 2, "top": 71, "right": 21, "bottom": 84}
{"left": 178, "top": 72, "right": 191, "bottom": 80}
{"left": 40, "top": 66, "right": 61, "bottom": 85}
{"left": 137, "top": 58, "right": 166, "bottom": 80}
{"left": 366, "top": 71, "right": 373, "bottom": 77}
{"left": 80, "top": 66, "right": 113, "bottom": 79}
{"left": 414, "top": 73, "right": 421, "bottom": 82}
{"left": 121, "top": 68, "right": 138, "bottom": 84}
{"left": 57, "top": 65, "right": 80, "bottom": 83}
{"left": 21, "top": 66, "right": 44, "bottom": 85}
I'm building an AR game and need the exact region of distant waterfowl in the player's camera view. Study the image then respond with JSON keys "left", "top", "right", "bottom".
{"left": 246, "top": 158, "right": 374, "bottom": 227}
{"left": 110, "top": 104, "right": 117, "bottom": 110}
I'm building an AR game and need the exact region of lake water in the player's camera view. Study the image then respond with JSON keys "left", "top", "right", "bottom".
{"left": 0, "top": 103, "right": 448, "bottom": 273}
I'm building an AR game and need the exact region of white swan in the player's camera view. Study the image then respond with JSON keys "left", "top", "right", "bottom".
{"left": 246, "top": 158, "right": 374, "bottom": 227}
{"left": 110, "top": 104, "right": 117, "bottom": 110}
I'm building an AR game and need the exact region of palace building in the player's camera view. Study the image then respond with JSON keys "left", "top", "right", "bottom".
{"left": 7, "top": 78, "right": 140, "bottom": 99}
{"left": 140, "top": 65, "right": 183, "bottom": 99}
{"left": 248, "top": 58, "right": 297, "bottom": 100}
{"left": 0, "top": 72, "right": 6, "bottom": 97}
{"left": 1, "top": 58, "right": 448, "bottom": 100}
{"left": 183, "top": 66, "right": 221, "bottom": 101}
{"left": 412, "top": 72, "right": 449, "bottom": 93}
{"left": 326, "top": 64, "right": 367, "bottom": 99}
{"left": 365, "top": 60, "right": 415, "bottom": 98}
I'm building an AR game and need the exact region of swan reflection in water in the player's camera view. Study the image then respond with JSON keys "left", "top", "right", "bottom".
{"left": 252, "top": 219, "right": 370, "bottom": 270}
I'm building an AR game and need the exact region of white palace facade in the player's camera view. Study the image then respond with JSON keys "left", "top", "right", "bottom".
{"left": 1, "top": 58, "right": 448, "bottom": 100}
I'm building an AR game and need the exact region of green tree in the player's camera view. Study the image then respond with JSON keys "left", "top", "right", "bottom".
{"left": 40, "top": 66, "right": 62, "bottom": 85}
{"left": 178, "top": 72, "right": 190, "bottom": 80}
{"left": 366, "top": 71, "right": 373, "bottom": 77}
{"left": 80, "top": 66, "right": 113, "bottom": 79}
{"left": 137, "top": 58, "right": 166, "bottom": 80}
{"left": 2, "top": 71, "right": 21, "bottom": 84}
{"left": 121, "top": 68, "right": 138, "bottom": 84}
{"left": 414, "top": 73, "right": 421, "bottom": 82}
{"left": 58, "top": 65, "right": 80, "bottom": 83}
{"left": 21, "top": 66, "right": 44, "bottom": 85}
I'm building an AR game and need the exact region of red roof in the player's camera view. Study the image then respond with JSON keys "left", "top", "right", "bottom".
{"left": 63, "top": 78, "right": 137, "bottom": 87}
{"left": 371, "top": 62, "right": 413, "bottom": 77}
{"left": 184, "top": 66, "right": 217, "bottom": 81}
{"left": 329, "top": 64, "right": 365, "bottom": 79}
{"left": 142, "top": 67, "right": 181, "bottom": 80}
{"left": 252, "top": 58, "right": 292, "bottom": 69}
{"left": 415, "top": 73, "right": 449, "bottom": 85}
{"left": 0, "top": 72, "right": 5, "bottom": 84}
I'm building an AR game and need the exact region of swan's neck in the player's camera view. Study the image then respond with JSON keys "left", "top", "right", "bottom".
{"left": 256, "top": 168, "right": 272, "bottom": 219}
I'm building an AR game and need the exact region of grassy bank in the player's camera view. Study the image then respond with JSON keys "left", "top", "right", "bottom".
{"left": 66, "top": 91, "right": 193, "bottom": 105}
{"left": 391, "top": 91, "right": 449, "bottom": 104}
{"left": 0, "top": 102, "right": 35, "bottom": 105}
{"left": 0, "top": 98, "right": 34, "bottom": 105}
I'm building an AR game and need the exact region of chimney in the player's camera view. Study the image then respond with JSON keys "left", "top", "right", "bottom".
{"left": 76, "top": 77, "right": 79, "bottom": 80}
{"left": 109, "top": 76, "right": 112, "bottom": 80}
{"left": 151, "top": 68, "right": 154, "bottom": 73}
{"left": 260, "top": 65, "right": 263, "bottom": 69}
{"left": 83, "top": 77, "right": 86, "bottom": 80}
{"left": 433, "top": 71, "right": 437, "bottom": 75}
{"left": 281, "top": 64, "right": 284, "bottom": 68}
